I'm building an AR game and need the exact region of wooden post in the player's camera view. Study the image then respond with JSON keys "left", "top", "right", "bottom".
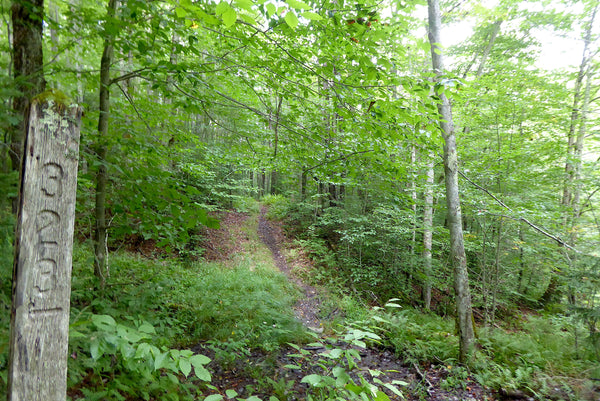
{"left": 7, "top": 97, "right": 81, "bottom": 401}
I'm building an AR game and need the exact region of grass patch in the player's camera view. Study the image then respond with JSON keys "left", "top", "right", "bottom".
{"left": 71, "top": 245, "right": 308, "bottom": 350}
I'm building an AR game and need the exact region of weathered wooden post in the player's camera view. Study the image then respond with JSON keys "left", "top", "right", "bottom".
{"left": 7, "top": 94, "right": 81, "bottom": 401}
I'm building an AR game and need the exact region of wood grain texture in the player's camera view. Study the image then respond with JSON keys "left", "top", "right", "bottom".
{"left": 8, "top": 101, "right": 81, "bottom": 401}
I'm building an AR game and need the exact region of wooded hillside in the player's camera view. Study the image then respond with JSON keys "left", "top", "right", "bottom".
{"left": 0, "top": 0, "right": 599, "bottom": 399}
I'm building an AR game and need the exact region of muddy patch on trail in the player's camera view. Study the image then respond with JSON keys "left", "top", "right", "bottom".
{"left": 258, "top": 206, "right": 323, "bottom": 332}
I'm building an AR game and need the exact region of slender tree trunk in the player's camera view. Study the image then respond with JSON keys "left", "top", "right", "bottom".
{"left": 563, "top": 5, "right": 596, "bottom": 217}
{"left": 10, "top": 0, "right": 46, "bottom": 173}
{"left": 94, "top": 0, "right": 118, "bottom": 288}
{"left": 300, "top": 169, "right": 307, "bottom": 201}
{"left": 545, "top": 4, "right": 597, "bottom": 306}
{"left": 422, "top": 155, "right": 434, "bottom": 310}
{"left": 409, "top": 144, "right": 417, "bottom": 254}
{"left": 427, "top": 0, "right": 474, "bottom": 363}
{"left": 572, "top": 72, "right": 592, "bottom": 235}
{"left": 2, "top": 3, "right": 13, "bottom": 173}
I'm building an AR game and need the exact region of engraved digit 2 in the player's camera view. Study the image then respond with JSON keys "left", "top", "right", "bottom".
{"left": 37, "top": 210, "right": 60, "bottom": 245}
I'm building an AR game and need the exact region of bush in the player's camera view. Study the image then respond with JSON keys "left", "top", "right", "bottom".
{"left": 261, "top": 194, "right": 291, "bottom": 220}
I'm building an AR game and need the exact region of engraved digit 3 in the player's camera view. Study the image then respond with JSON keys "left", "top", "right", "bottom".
{"left": 41, "top": 162, "right": 64, "bottom": 197}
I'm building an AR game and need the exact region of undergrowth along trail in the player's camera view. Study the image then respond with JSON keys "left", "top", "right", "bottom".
{"left": 197, "top": 204, "right": 492, "bottom": 401}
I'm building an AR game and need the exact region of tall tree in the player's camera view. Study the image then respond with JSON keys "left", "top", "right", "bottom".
{"left": 427, "top": 0, "right": 475, "bottom": 362}
{"left": 10, "top": 0, "right": 46, "bottom": 172}
{"left": 93, "top": 0, "right": 117, "bottom": 287}
{"left": 563, "top": 4, "right": 597, "bottom": 223}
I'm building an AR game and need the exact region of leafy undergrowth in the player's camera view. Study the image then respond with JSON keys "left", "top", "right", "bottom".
{"left": 0, "top": 204, "right": 599, "bottom": 400}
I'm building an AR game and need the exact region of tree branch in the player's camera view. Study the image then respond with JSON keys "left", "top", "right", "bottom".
{"left": 458, "top": 170, "right": 580, "bottom": 252}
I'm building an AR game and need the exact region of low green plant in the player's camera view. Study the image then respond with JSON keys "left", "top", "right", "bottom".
{"left": 440, "top": 365, "right": 470, "bottom": 391}
{"left": 284, "top": 328, "right": 406, "bottom": 401}
{"left": 68, "top": 313, "right": 211, "bottom": 400}
{"left": 233, "top": 196, "right": 261, "bottom": 214}
{"left": 261, "top": 194, "right": 291, "bottom": 220}
{"left": 64, "top": 242, "right": 310, "bottom": 398}
{"left": 377, "top": 308, "right": 458, "bottom": 365}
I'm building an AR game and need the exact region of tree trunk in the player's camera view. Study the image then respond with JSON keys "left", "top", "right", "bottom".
{"left": 10, "top": 0, "right": 46, "bottom": 173}
{"left": 427, "top": 0, "right": 475, "bottom": 363}
{"left": 550, "top": 4, "right": 597, "bottom": 305}
{"left": 300, "top": 169, "right": 307, "bottom": 200}
{"left": 94, "top": 0, "right": 118, "bottom": 288}
{"left": 422, "top": 155, "right": 434, "bottom": 310}
{"left": 409, "top": 144, "right": 417, "bottom": 254}
{"left": 563, "top": 5, "right": 596, "bottom": 218}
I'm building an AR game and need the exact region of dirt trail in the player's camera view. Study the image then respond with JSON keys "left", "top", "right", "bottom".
{"left": 255, "top": 207, "right": 498, "bottom": 401}
{"left": 258, "top": 206, "right": 323, "bottom": 332}
{"left": 198, "top": 208, "right": 500, "bottom": 401}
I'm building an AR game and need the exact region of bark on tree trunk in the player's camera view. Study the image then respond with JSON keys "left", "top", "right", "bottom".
{"left": 94, "top": 0, "right": 118, "bottom": 288}
{"left": 422, "top": 156, "right": 434, "bottom": 310}
{"left": 300, "top": 170, "right": 307, "bottom": 201}
{"left": 563, "top": 5, "right": 596, "bottom": 218}
{"left": 10, "top": 0, "right": 46, "bottom": 173}
{"left": 427, "top": 0, "right": 475, "bottom": 363}
{"left": 549, "top": 4, "right": 597, "bottom": 305}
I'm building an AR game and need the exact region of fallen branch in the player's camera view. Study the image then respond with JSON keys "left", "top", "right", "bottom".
{"left": 412, "top": 362, "right": 434, "bottom": 395}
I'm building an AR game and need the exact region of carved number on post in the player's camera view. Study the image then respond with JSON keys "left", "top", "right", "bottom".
{"left": 7, "top": 102, "right": 81, "bottom": 401}
{"left": 33, "top": 164, "right": 64, "bottom": 309}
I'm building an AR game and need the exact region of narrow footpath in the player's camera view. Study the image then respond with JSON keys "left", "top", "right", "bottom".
{"left": 196, "top": 207, "right": 502, "bottom": 401}
{"left": 258, "top": 206, "right": 323, "bottom": 333}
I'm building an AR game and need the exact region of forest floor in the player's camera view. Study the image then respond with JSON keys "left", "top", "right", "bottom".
{"left": 194, "top": 208, "right": 519, "bottom": 401}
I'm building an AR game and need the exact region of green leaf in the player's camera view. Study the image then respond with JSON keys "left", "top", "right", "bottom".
{"left": 301, "top": 11, "right": 322, "bottom": 20}
{"left": 374, "top": 391, "right": 391, "bottom": 401}
{"left": 266, "top": 3, "right": 276, "bottom": 17}
{"left": 92, "top": 314, "right": 116, "bottom": 329}
{"left": 190, "top": 354, "right": 211, "bottom": 366}
{"left": 383, "top": 383, "right": 405, "bottom": 396}
{"left": 195, "top": 365, "right": 212, "bottom": 381}
{"left": 222, "top": 7, "right": 237, "bottom": 27}
{"left": 204, "top": 395, "right": 224, "bottom": 401}
{"left": 239, "top": 13, "right": 257, "bottom": 24}
{"left": 286, "top": 0, "right": 310, "bottom": 10}
{"left": 175, "top": 7, "right": 188, "bottom": 18}
{"left": 154, "top": 351, "right": 167, "bottom": 370}
{"left": 284, "top": 11, "right": 299, "bottom": 29}
{"left": 70, "top": 330, "right": 86, "bottom": 338}
{"left": 301, "top": 374, "right": 322, "bottom": 386}
{"left": 215, "top": 2, "right": 229, "bottom": 15}
{"left": 345, "top": 382, "right": 363, "bottom": 395}
{"left": 179, "top": 358, "right": 192, "bottom": 377}
{"left": 138, "top": 322, "right": 156, "bottom": 334}
{"left": 225, "top": 389, "right": 238, "bottom": 398}
{"left": 235, "top": 0, "right": 253, "bottom": 11}
{"left": 90, "top": 339, "right": 101, "bottom": 360}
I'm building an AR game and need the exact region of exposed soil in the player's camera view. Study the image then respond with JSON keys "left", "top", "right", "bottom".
{"left": 195, "top": 208, "right": 508, "bottom": 401}
{"left": 258, "top": 206, "right": 323, "bottom": 332}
